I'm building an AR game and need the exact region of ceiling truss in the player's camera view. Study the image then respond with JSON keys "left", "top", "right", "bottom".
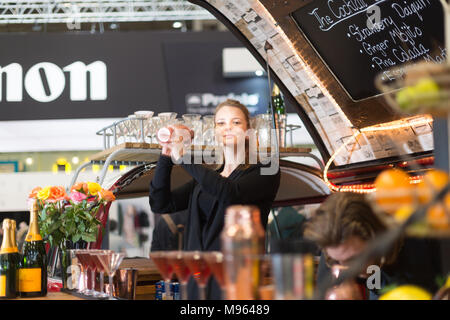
{"left": 0, "top": 1, "right": 214, "bottom": 24}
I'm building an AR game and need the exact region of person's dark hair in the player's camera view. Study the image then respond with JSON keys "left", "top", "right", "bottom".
{"left": 304, "top": 192, "right": 402, "bottom": 267}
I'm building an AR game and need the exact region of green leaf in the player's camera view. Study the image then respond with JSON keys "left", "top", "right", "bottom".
{"left": 72, "top": 234, "right": 81, "bottom": 243}
{"left": 82, "top": 232, "right": 97, "bottom": 242}
{"left": 48, "top": 220, "right": 62, "bottom": 233}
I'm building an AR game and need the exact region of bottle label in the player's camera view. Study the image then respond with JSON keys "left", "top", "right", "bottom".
{"left": 0, "top": 275, "right": 6, "bottom": 297}
{"left": 25, "top": 234, "right": 43, "bottom": 242}
{"left": 19, "top": 268, "right": 41, "bottom": 292}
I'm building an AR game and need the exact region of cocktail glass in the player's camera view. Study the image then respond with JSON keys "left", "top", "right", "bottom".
{"left": 90, "top": 250, "right": 112, "bottom": 298}
{"left": 203, "top": 251, "right": 226, "bottom": 299}
{"left": 158, "top": 112, "right": 177, "bottom": 127}
{"left": 166, "top": 251, "right": 192, "bottom": 300}
{"left": 74, "top": 250, "right": 94, "bottom": 296}
{"left": 182, "top": 114, "right": 202, "bottom": 145}
{"left": 150, "top": 116, "right": 161, "bottom": 144}
{"left": 135, "top": 110, "right": 154, "bottom": 143}
{"left": 150, "top": 251, "right": 175, "bottom": 300}
{"left": 183, "top": 251, "right": 211, "bottom": 300}
{"left": 96, "top": 251, "right": 126, "bottom": 300}
{"left": 202, "top": 115, "right": 215, "bottom": 146}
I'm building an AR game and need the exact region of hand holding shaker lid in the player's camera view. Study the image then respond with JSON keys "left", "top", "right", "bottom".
{"left": 157, "top": 125, "right": 194, "bottom": 145}
{"left": 157, "top": 126, "right": 174, "bottom": 143}
{"left": 221, "top": 205, "right": 265, "bottom": 300}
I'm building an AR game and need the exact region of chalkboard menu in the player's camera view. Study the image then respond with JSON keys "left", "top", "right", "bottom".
{"left": 291, "top": 0, "right": 446, "bottom": 101}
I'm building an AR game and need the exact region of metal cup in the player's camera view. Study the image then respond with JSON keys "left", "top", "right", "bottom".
{"left": 114, "top": 268, "right": 138, "bottom": 300}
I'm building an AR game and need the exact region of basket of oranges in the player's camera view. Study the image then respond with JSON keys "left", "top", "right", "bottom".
{"left": 374, "top": 61, "right": 450, "bottom": 118}
{"left": 369, "top": 167, "right": 450, "bottom": 237}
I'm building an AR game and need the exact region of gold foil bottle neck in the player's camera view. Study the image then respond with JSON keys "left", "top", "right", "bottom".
{"left": 1, "top": 218, "right": 17, "bottom": 253}
{"left": 2, "top": 218, "right": 11, "bottom": 230}
{"left": 31, "top": 200, "right": 39, "bottom": 214}
{"left": 26, "top": 201, "right": 43, "bottom": 242}
{"left": 272, "top": 84, "right": 280, "bottom": 96}
{"left": 10, "top": 219, "right": 17, "bottom": 249}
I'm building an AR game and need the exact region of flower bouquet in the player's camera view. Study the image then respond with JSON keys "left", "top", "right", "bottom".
{"left": 28, "top": 181, "right": 116, "bottom": 250}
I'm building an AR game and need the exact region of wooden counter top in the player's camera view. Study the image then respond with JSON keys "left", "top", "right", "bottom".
{"left": 12, "top": 291, "right": 84, "bottom": 300}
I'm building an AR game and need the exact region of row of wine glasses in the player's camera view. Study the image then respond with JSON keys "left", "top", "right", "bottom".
{"left": 150, "top": 250, "right": 224, "bottom": 300}
{"left": 71, "top": 249, "right": 125, "bottom": 300}
{"left": 115, "top": 111, "right": 216, "bottom": 146}
{"left": 112, "top": 111, "right": 286, "bottom": 149}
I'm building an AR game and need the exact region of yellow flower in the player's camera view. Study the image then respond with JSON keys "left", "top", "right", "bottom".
{"left": 37, "top": 186, "right": 51, "bottom": 200}
{"left": 87, "top": 182, "right": 102, "bottom": 196}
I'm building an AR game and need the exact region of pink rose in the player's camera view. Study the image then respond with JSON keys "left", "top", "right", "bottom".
{"left": 70, "top": 191, "right": 87, "bottom": 203}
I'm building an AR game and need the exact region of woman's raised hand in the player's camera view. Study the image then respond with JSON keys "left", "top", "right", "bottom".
{"left": 158, "top": 124, "right": 194, "bottom": 159}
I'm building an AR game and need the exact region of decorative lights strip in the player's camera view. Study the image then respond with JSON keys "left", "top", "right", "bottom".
{"left": 323, "top": 116, "right": 433, "bottom": 193}
{"left": 253, "top": 1, "right": 433, "bottom": 193}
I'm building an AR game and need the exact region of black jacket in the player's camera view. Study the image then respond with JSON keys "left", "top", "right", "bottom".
{"left": 149, "top": 155, "right": 280, "bottom": 251}
{"left": 149, "top": 155, "right": 280, "bottom": 300}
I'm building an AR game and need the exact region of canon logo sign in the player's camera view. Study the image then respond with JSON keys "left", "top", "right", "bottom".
{"left": 0, "top": 61, "right": 107, "bottom": 102}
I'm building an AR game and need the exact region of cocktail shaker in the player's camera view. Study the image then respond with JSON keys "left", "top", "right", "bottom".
{"left": 221, "top": 205, "right": 265, "bottom": 300}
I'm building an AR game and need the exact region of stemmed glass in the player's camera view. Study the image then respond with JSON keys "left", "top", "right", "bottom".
{"left": 150, "top": 116, "right": 161, "bottom": 144}
{"left": 158, "top": 112, "right": 177, "bottom": 128}
{"left": 166, "top": 251, "right": 192, "bottom": 300}
{"left": 150, "top": 251, "right": 175, "bottom": 300}
{"left": 90, "top": 250, "right": 112, "bottom": 298}
{"left": 203, "top": 251, "right": 226, "bottom": 299}
{"left": 183, "top": 251, "right": 212, "bottom": 300}
{"left": 182, "top": 114, "right": 202, "bottom": 145}
{"left": 202, "top": 115, "right": 215, "bottom": 147}
{"left": 135, "top": 110, "right": 154, "bottom": 143}
{"left": 96, "top": 251, "right": 126, "bottom": 300}
{"left": 74, "top": 250, "right": 94, "bottom": 296}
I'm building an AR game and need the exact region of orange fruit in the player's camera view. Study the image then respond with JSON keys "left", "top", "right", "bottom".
{"left": 415, "top": 169, "right": 450, "bottom": 230}
{"left": 416, "top": 169, "right": 449, "bottom": 204}
{"left": 394, "top": 205, "right": 415, "bottom": 223}
{"left": 426, "top": 193, "right": 450, "bottom": 230}
{"left": 374, "top": 169, "right": 415, "bottom": 215}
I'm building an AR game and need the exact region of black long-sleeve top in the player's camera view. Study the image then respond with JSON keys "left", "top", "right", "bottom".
{"left": 149, "top": 155, "right": 281, "bottom": 252}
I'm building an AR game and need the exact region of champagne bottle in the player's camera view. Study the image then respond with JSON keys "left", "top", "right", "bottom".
{"left": 0, "top": 219, "right": 19, "bottom": 299}
{"left": 271, "top": 84, "right": 285, "bottom": 115}
{"left": 271, "top": 84, "right": 286, "bottom": 148}
{"left": 9, "top": 219, "right": 21, "bottom": 297}
{"left": 19, "top": 201, "right": 47, "bottom": 297}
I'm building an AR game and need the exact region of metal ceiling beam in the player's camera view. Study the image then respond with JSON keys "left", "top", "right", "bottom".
{"left": 0, "top": 1, "right": 215, "bottom": 24}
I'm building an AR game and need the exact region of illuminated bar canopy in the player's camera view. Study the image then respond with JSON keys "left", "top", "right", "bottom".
{"left": 190, "top": 0, "right": 443, "bottom": 171}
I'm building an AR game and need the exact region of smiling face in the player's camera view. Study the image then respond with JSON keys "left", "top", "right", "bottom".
{"left": 214, "top": 105, "right": 249, "bottom": 147}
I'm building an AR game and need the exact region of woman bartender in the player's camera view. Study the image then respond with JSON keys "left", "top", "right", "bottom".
{"left": 149, "top": 99, "right": 281, "bottom": 299}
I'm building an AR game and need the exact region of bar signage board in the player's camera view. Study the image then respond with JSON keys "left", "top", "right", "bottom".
{"left": 291, "top": 0, "right": 446, "bottom": 101}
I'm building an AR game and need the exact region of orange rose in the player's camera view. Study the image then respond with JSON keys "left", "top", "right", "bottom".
{"left": 49, "top": 186, "right": 68, "bottom": 201}
{"left": 98, "top": 189, "right": 116, "bottom": 202}
{"left": 28, "top": 187, "right": 42, "bottom": 199}
{"left": 71, "top": 182, "right": 88, "bottom": 194}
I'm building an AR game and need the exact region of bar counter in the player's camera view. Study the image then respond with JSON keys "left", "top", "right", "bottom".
{"left": 14, "top": 292, "right": 84, "bottom": 300}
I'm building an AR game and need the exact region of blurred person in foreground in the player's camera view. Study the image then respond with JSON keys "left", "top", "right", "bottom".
{"left": 149, "top": 99, "right": 280, "bottom": 299}
{"left": 304, "top": 192, "right": 442, "bottom": 300}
